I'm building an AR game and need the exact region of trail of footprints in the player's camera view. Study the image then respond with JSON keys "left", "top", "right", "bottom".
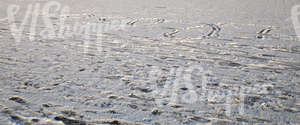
{"left": 0, "top": 14, "right": 297, "bottom": 55}
{"left": 162, "top": 23, "right": 221, "bottom": 39}
{"left": 122, "top": 18, "right": 296, "bottom": 41}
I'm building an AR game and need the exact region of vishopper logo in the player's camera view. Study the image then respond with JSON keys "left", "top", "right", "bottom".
{"left": 147, "top": 64, "right": 273, "bottom": 117}
{"left": 5, "top": 1, "right": 129, "bottom": 52}
{"left": 292, "top": 5, "right": 300, "bottom": 40}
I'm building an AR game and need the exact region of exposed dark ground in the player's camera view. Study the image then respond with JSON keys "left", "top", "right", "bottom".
{"left": 0, "top": 0, "right": 300, "bottom": 125}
